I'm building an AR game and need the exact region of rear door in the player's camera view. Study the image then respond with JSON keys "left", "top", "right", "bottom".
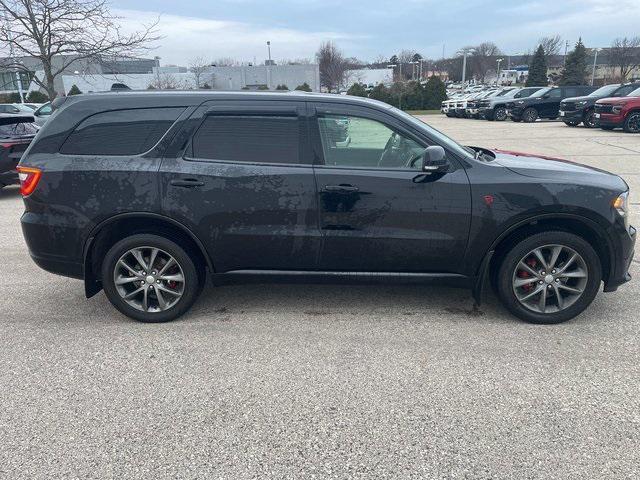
{"left": 309, "top": 102, "right": 472, "bottom": 273}
{"left": 159, "top": 100, "right": 321, "bottom": 273}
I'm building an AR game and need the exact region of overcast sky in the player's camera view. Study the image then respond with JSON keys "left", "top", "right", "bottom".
{"left": 112, "top": 0, "right": 640, "bottom": 65}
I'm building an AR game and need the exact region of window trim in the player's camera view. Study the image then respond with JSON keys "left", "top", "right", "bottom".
{"left": 58, "top": 106, "right": 186, "bottom": 157}
{"left": 184, "top": 105, "right": 311, "bottom": 167}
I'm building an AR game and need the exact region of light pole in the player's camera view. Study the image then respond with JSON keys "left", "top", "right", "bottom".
{"left": 457, "top": 48, "right": 475, "bottom": 85}
{"left": 409, "top": 61, "right": 419, "bottom": 81}
{"left": 591, "top": 48, "right": 602, "bottom": 86}
{"left": 496, "top": 58, "right": 503, "bottom": 85}
{"left": 266, "top": 41, "right": 272, "bottom": 89}
{"left": 267, "top": 41, "right": 271, "bottom": 63}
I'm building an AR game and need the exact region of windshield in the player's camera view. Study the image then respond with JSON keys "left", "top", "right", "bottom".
{"left": 628, "top": 87, "right": 640, "bottom": 97}
{"left": 392, "top": 107, "right": 473, "bottom": 159}
{"left": 529, "top": 87, "right": 552, "bottom": 98}
{"left": 496, "top": 88, "right": 514, "bottom": 97}
{"left": 588, "top": 84, "right": 620, "bottom": 97}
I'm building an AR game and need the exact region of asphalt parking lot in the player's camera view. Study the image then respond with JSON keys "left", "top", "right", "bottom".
{"left": 1, "top": 117, "right": 639, "bottom": 479}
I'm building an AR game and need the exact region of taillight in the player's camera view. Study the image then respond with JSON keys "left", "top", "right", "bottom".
{"left": 16, "top": 166, "right": 42, "bottom": 196}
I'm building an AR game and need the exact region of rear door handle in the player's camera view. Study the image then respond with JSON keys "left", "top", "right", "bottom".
{"left": 323, "top": 184, "right": 359, "bottom": 193}
{"left": 170, "top": 178, "right": 205, "bottom": 188}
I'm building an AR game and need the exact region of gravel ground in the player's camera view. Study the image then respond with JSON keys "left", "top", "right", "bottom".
{"left": 0, "top": 117, "right": 639, "bottom": 479}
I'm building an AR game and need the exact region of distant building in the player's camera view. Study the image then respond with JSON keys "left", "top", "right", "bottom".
{"left": 0, "top": 54, "right": 157, "bottom": 97}
{"left": 345, "top": 68, "right": 393, "bottom": 88}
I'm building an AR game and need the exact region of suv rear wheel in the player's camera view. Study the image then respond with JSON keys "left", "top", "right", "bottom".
{"left": 623, "top": 112, "right": 640, "bottom": 133}
{"left": 101, "top": 234, "right": 202, "bottom": 322}
{"left": 522, "top": 107, "right": 538, "bottom": 123}
{"left": 496, "top": 231, "right": 601, "bottom": 324}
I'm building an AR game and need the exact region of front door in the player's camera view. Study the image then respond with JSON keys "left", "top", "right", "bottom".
{"left": 310, "top": 103, "right": 472, "bottom": 273}
{"left": 159, "top": 100, "right": 321, "bottom": 273}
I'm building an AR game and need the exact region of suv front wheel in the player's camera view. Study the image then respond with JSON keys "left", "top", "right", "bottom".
{"left": 496, "top": 231, "right": 602, "bottom": 324}
{"left": 101, "top": 234, "right": 202, "bottom": 322}
{"left": 522, "top": 107, "right": 539, "bottom": 123}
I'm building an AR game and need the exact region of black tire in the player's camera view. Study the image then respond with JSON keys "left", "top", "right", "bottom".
{"left": 623, "top": 111, "right": 640, "bottom": 133}
{"left": 600, "top": 126, "right": 615, "bottom": 131}
{"left": 511, "top": 118, "right": 522, "bottom": 123}
{"left": 101, "top": 234, "right": 202, "bottom": 323}
{"left": 496, "top": 231, "right": 602, "bottom": 324}
{"left": 583, "top": 109, "right": 597, "bottom": 128}
{"left": 494, "top": 106, "right": 507, "bottom": 121}
{"left": 564, "top": 121, "right": 580, "bottom": 127}
{"left": 522, "top": 107, "right": 538, "bottom": 123}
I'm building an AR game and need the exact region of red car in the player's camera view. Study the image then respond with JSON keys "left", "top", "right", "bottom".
{"left": 594, "top": 86, "right": 640, "bottom": 133}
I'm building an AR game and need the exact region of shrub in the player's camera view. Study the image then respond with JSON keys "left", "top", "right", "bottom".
{"left": 26, "top": 91, "right": 49, "bottom": 103}
{"left": 347, "top": 82, "right": 368, "bottom": 97}
{"left": 275, "top": 84, "right": 289, "bottom": 90}
{"left": 294, "top": 82, "right": 312, "bottom": 92}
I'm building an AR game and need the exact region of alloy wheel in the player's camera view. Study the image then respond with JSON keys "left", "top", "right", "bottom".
{"left": 626, "top": 113, "right": 640, "bottom": 133}
{"left": 583, "top": 111, "right": 596, "bottom": 128}
{"left": 494, "top": 107, "right": 507, "bottom": 121}
{"left": 113, "top": 246, "right": 186, "bottom": 312}
{"left": 512, "top": 244, "right": 588, "bottom": 314}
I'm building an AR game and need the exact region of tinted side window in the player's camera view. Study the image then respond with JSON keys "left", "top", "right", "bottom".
{"left": 547, "top": 89, "right": 562, "bottom": 98}
{"left": 615, "top": 85, "right": 636, "bottom": 96}
{"left": 60, "top": 107, "right": 184, "bottom": 155}
{"left": 564, "top": 87, "right": 579, "bottom": 97}
{"left": 191, "top": 115, "right": 301, "bottom": 164}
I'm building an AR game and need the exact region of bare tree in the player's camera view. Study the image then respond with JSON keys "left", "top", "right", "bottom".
{"left": 0, "top": 0, "right": 159, "bottom": 99}
{"left": 189, "top": 56, "right": 210, "bottom": 88}
{"left": 539, "top": 35, "right": 563, "bottom": 57}
{"left": 609, "top": 37, "right": 640, "bottom": 81}
{"left": 211, "top": 57, "right": 239, "bottom": 67}
{"left": 470, "top": 42, "right": 501, "bottom": 83}
{"left": 316, "top": 41, "right": 348, "bottom": 92}
{"left": 148, "top": 72, "right": 185, "bottom": 90}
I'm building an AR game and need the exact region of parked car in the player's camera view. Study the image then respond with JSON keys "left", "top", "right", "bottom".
{"left": 506, "top": 85, "right": 597, "bottom": 122}
{"left": 0, "top": 115, "right": 39, "bottom": 190}
{"left": 17, "top": 92, "right": 635, "bottom": 324}
{"left": 0, "top": 104, "right": 35, "bottom": 116}
{"left": 32, "top": 102, "right": 52, "bottom": 126}
{"left": 466, "top": 89, "right": 505, "bottom": 118}
{"left": 454, "top": 90, "right": 495, "bottom": 118}
{"left": 559, "top": 83, "right": 640, "bottom": 128}
{"left": 478, "top": 87, "right": 543, "bottom": 121}
{"left": 594, "top": 86, "right": 640, "bottom": 133}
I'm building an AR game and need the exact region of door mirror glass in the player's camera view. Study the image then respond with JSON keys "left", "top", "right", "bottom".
{"left": 422, "top": 146, "right": 448, "bottom": 173}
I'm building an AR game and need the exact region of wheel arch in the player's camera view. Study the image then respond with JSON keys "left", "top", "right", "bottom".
{"left": 83, "top": 212, "right": 213, "bottom": 298}
{"left": 473, "top": 213, "right": 614, "bottom": 304}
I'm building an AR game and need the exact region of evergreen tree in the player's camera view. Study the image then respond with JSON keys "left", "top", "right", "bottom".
{"left": 275, "top": 84, "right": 289, "bottom": 90}
{"left": 422, "top": 76, "right": 447, "bottom": 109}
{"left": 526, "top": 45, "right": 548, "bottom": 86}
{"left": 68, "top": 84, "right": 82, "bottom": 95}
{"left": 560, "top": 38, "right": 589, "bottom": 85}
{"left": 346, "top": 82, "right": 368, "bottom": 97}
{"left": 369, "top": 83, "right": 392, "bottom": 105}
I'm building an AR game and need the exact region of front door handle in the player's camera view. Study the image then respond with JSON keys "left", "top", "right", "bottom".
{"left": 323, "top": 184, "right": 359, "bottom": 193}
{"left": 170, "top": 178, "right": 205, "bottom": 188}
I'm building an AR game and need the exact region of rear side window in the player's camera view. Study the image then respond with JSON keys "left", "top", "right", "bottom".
{"left": 60, "top": 107, "right": 184, "bottom": 155}
{"left": 191, "top": 115, "right": 301, "bottom": 164}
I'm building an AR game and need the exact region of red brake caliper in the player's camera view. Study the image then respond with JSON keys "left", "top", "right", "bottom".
{"left": 517, "top": 258, "right": 538, "bottom": 292}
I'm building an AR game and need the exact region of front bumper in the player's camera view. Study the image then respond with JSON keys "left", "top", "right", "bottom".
{"left": 604, "top": 224, "right": 636, "bottom": 292}
{"left": 559, "top": 109, "right": 584, "bottom": 122}
{"left": 507, "top": 107, "right": 524, "bottom": 120}
{"left": 596, "top": 113, "right": 624, "bottom": 129}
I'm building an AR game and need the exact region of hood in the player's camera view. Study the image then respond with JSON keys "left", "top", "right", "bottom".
{"left": 596, "top": 96, "right": 634, "bottom": 105}
{"left": 488, "top": 148, "right": 626, "bottom": 189}
{"left": 561, "top": 95, "right": 594, "bottom": 104}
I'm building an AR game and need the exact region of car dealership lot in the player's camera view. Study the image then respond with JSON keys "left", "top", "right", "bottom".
{"left": 1, "top": 119, "right": 639, "bottom": 478}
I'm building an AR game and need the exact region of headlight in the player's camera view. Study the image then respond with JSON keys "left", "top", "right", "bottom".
{"left": 612, "top": 105, "right": 624, "bottom": 114}
{"left": 613, "top": 191, "right": 629, "bottom": 228}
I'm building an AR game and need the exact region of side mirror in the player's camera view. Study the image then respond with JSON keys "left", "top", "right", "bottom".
{"left": 422, "top": 146, "right": 448, "bottom": 173}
